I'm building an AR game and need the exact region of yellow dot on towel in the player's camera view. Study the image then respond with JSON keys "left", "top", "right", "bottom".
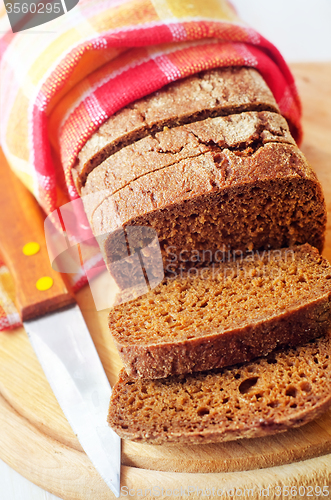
{"left": 36, "top": 276, "right": 53, "bottom": 291}
{"left": 23, "top": 242, "right": 40, "bottom": 256}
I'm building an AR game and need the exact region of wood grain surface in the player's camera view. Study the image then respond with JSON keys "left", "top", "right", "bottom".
{"left": 0, "top": 63, "right": 330, "bottom": 500}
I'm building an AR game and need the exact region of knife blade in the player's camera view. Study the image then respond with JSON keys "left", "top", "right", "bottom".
{"left": 0, "top": 149, "right": 121, "bottom": 497}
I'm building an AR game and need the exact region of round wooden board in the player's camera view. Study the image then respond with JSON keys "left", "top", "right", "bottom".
{"left": 0, "top": 63, "right": 331, "bottom": 500}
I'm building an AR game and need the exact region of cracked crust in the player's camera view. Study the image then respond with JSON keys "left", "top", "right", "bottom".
{"left": 73, "top": 67, "right": 279, "bottom": 191}
{"left": 108, "top": 244, "right": 331, "bottom": 379}
{"left": 81, "top": 111, "right": 295, "bottom": 222}
{"left": 108, "top": 334, "right": 331, "bottom": 445}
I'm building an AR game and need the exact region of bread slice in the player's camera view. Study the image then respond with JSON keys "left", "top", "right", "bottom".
{"left": 108, "top": 334, "right": 331, "bottom": 445}
{"left": 73, "top": 67, "right": 279, "bottom": 191}
{"left": 108, "top": 244, "right": 331, "bottom": 379}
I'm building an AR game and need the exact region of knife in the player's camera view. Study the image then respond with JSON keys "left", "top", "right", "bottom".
{"left": 0, "top": 149, "right": 121, "bottom": 498}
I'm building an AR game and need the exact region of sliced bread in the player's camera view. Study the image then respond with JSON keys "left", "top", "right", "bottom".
{"left": 73, "top": 67, "right": 279, "bottom": 190}
{"left": 90, "top": 141, "right": 326, "bottom": 284}
{"left": 108, "top": 244, "right": 331, "bottom": 379}
{"left": 108, "top": 334, "right": 331, "bottom": 445}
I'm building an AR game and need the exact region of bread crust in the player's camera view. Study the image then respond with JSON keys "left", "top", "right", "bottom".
{"left": 81, "top": 111, "right": 295, "bottom": 211}
{"left": 108, "top": 244, "right": 331, "bottom": 379}
{"left": 73, "top": 67, "right": 279, "bottom": 190}
{"left": 115, "top": 298, "right": 331, "bottom": 378}
{"left": 108, "top": 335, "right": 331, "bottom": 445}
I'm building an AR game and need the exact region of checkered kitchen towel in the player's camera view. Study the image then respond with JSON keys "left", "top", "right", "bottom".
{"left": 0, "top": 0, "right": 302, "bottom": 330}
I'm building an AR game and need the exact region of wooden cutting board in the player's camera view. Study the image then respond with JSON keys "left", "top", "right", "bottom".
{"left": 0, "top": 63, "right": 331, "bottom": 500}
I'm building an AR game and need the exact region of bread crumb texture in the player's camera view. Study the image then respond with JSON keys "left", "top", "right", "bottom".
{"left": 110, "top": 245, "right": 331, "bottom": 344}
{"left": 108, "top": 244, "right": 331, "bottom": 378}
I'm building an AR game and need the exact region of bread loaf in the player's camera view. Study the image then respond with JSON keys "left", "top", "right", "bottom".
{"left": 81, "top": 109, "right": 301, "bottom": 279}
{"left": 77, "top": 67, "right": 326, "bottom": 288}
{"left": 73, "top": 67, "right": 279, "bottom": 191}
{"left": 108, "top": 244, "right": 331, "bottom": 379}
{"left": 88, "top": 141, "right": 325, "bottom": 282}
{"left": 108, "top": 334, "right": 331, "bottom": 445}
{"left": 79, "top": 67, "right": 331, "bottom": 446}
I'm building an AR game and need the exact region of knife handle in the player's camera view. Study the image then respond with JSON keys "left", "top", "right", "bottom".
{"left": 0, "top": 149, "right": 75, "bottom": 321}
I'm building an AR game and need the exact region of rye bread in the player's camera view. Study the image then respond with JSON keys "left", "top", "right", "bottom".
{"left": 108, "top": 244, "right": 331, "bottom": 379}
{"left": 108, "top": 334, "right": 331, "bottom": 445}
{"left": 81, "top": 111, "right": 296, "bottom": 221}
{"left": 88, "top": 141, "right": 326, "bottom": 285}
{"left": 73, "top": 67, "right": 279, "bottom": 190}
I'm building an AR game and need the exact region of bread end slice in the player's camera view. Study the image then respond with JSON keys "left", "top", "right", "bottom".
{"left": 108, "top": 334, "right": 331, "bottom": 445}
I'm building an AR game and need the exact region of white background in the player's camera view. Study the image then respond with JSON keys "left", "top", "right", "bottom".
{"left": 233, "top": 0, "right": 331, "bottom": 62}
{"left": 1, "top": 1, "right": 330, "bottom": 499}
